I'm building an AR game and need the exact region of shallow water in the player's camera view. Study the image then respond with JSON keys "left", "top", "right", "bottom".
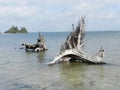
{"left": 0, "top": 31, "right": 120, "bottom": 90}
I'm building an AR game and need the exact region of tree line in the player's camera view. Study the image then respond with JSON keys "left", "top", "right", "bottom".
{"left": 4, "top": 25, "right": 28, "bottom": 33}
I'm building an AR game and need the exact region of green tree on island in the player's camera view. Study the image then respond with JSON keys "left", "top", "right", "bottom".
{"left": 4, "top": 25, "right": 28, "bottom": 33}
{"left": 20, "top": 27, "right": 28, "bottom": 33}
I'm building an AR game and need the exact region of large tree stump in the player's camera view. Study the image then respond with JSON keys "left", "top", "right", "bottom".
{"left": 22, "top": 32, "right": 47, "bottom": 52}
{"left": 48, "top": 16, "right": 105, "bottom": 65}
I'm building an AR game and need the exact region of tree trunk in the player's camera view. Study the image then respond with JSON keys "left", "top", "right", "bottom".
{"left": 48, "top": 16, "right": 105, "bottom": 65}
{"left": 22, "top": 32, "right": 47, "bottom": 52}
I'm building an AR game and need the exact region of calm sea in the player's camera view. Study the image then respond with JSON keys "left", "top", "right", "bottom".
{"left": 0, "top": 31, "right": 120, "bottom": 90}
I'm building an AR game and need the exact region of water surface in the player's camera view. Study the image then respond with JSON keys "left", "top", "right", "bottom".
{"left": 0, "top": 31, "right": 120, "bottom": 90}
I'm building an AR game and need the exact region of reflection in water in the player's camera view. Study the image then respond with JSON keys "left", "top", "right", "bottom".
{"left": 10, "top": 83, "right": 41, "bottom": 90}
{"left": 58, "top": 62, "right": 105, "bottom": 90}
{"left": 37, "top": 51, "right": 46, "bottom": 63}
{"left": 95, "top": 65, "right": 104, "bottom": 79}
{"left": 59, "top": 62, "right": 86, "bottom": 90}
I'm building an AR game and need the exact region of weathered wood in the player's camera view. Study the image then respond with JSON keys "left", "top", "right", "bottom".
{"left": 48, "top": 16, "right": 105, "bottom": 65}
{"left": 22, "top": 32, "right": 47, "bottom": 52}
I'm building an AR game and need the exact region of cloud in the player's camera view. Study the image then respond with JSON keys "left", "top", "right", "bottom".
{"left": 14, "top": 6, "right": 38, "bottom": 18}
{"left": 0, "top": 0, "right": 120, "bottom": 32}
{"left": 0, "top": 6, "right": 38, "bottom": 18}
{"left": 0, "top": 0, "right": 28, "bottom": 5}
{"left": 0, "top": 0, "right": 38, "bottom": 19}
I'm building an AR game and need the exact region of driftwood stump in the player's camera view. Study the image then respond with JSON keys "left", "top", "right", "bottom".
{"left": 48, "top": 16, "right": 105, "bottom": 65}
{"left": 22, "top": 32, "right": 47, "bottom": 52}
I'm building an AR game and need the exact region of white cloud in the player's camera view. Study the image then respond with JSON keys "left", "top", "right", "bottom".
{"left": 0, "top": 6, "right": 38, "bottom": 18}
{"left": 105, "top": 12, "right": 118, "bottom": 19}
{"left": 106, "top": 0, "right": 120, "bottom": 3}
{"left": 0, "top": 0, "right": 39, "bottom": 18}
{"left": 14, "top": 6, "right": 38, "bottom": 17}
{"left": 0, "top": 0, "right": 120, "bottom": 32}
{"left": 0, "top": 0, "right": 16, "bottom": 3}
{"left": 0, "top": 0, "right": 28, "bottom": 5}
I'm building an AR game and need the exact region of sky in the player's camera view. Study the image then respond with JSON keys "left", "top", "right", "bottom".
{"left": 0, "top": 0, "right": 120, "bottom": 32}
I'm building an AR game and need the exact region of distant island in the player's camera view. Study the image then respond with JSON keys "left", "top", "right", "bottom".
{"left": 4, "top": 25, "right": 28, "bottom": 33}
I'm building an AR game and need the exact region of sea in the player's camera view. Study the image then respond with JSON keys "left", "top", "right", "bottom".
{"left": 0, "top": 31, "right": 120, "bottom": 90}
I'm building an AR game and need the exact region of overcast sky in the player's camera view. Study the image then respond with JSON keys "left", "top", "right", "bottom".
{"left": 0, "top": 0, "right": 120, "bottom": 32}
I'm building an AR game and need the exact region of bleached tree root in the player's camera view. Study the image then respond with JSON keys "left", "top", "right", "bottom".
{"left": 48, "top": 16, "right": 105, "bottom": 65}
{"left": 22, "top": 32, "right": 47, "bottom": 52}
